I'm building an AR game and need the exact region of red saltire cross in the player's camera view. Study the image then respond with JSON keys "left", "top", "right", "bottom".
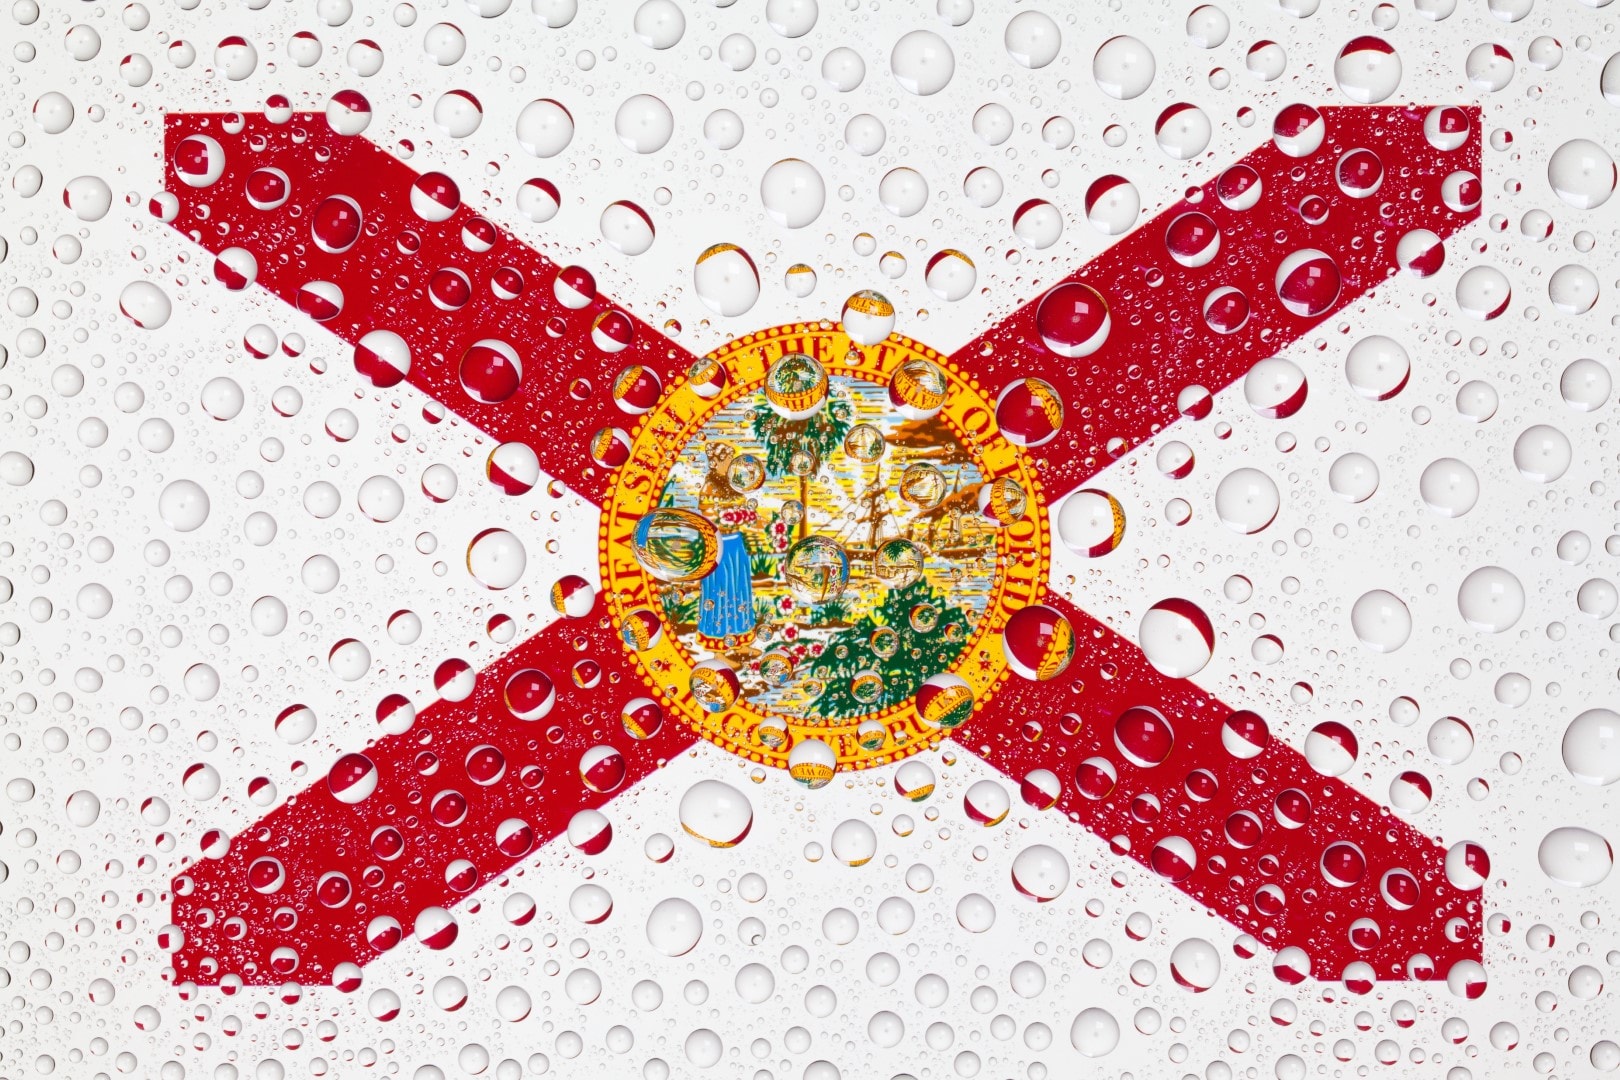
{"left": 158, "top": 104, "right": 1485, "bottom": 994}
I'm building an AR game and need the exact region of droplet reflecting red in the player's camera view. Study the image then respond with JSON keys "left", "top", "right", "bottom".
{"left": 1034, "top": 282, "right": 1110, "bottom": 358}
{"left": 1114, "top": 706, "right": 1175, "bottom": 768}
{"left": 1275, "top": 249, "right": 1342, "bottom": 317}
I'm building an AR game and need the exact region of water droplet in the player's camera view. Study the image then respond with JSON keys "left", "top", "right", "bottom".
{"left": 760, "top": 159, "right": 826, "bottom": 228}
{"left": 1350, "top": 590, "right": 1411, "bottom": 652}
{"left": 891, "top": 30, "right": 955, "bottom": 95}
{"left": 1539, "top": 827, "right": 1614, "bottom": 887}
{"left": 1457, "top": 566, "right": 1525, "bottom": 632}
{"left": 646, "top": 897, "right": 703, "bottom": 956}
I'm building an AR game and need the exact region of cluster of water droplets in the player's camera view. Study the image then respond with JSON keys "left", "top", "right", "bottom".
{"left": 4, "top": 0, "right": 1620, "bottom": 1077}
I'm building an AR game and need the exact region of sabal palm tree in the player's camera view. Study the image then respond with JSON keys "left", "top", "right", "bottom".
{"left": 749, "top": 390, "right": 853, "bottom": 540}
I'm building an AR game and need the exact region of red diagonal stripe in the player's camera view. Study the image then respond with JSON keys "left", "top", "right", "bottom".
{"left": 958, "top": 592, "right": 1481, "bottom": 984}
{"left": 950, "top": 105, "right": 1481, "bottom": 498}
{"left": 161, "top": 112, "right": 700, "bottom": 505}
{"left": 170, "top": 604, "right": 698, "bottom": 987}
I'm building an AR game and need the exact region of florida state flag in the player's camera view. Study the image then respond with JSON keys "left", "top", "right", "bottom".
{"left": 5, "top": 0, "right": 1618, "bottom": 1077}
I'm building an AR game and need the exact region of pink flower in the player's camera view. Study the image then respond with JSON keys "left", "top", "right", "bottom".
{"left": 777, "top": 596, "right": 794, "bottom": 614}
{"left": 810, "top": 642, "right": 825, "bottom": 656}
{"left": 783, "top": 625, "right": 798, "bottom": 641}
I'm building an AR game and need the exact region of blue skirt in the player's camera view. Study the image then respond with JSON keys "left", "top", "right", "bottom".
{"left": 698, "top": 532, "right": 755, "bottom": 647}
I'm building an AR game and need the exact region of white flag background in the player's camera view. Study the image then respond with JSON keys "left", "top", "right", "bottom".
{"left": 3, "top": 0, "right": 1620, "bottom": 1078}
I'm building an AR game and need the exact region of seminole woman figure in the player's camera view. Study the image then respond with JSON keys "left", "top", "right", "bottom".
{"left": 696, "top": 442, "right": 757, "bottom": 654}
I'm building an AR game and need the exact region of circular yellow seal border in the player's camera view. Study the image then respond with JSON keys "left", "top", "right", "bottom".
{"left": 598, "top": 323, "right": 1052, "bottom": 772}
